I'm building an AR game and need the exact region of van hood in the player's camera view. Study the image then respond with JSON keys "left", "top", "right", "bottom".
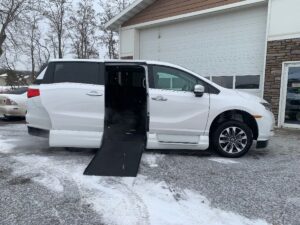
{"left": 235, "top": 90, "right": 269, "bottom": 104}
{"left": 222, "top": 88, "right": 267, "bottom": 103}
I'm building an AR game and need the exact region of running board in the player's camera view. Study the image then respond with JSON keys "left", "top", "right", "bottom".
{"left": 84, "top": 138, "right": 145, "bottom": 177}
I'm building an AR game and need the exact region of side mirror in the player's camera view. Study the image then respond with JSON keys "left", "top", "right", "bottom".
{"left": 194, "top": 84, "right": 205, "bottom": 97}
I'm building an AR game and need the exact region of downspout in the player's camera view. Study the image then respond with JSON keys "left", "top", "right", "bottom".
{"left": 261, "top": 0, "right": 272, "bottom": 98}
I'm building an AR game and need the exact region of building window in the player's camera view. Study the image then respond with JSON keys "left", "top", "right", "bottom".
{"left": 212, "top": 76, "right": 233, "bottom": 89}
{"left": 235, "top": 75, "right": 260, "bottom": 89}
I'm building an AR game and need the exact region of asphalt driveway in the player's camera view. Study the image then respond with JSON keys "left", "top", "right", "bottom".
{"left": 0, "top": 119, "right": 299, "bottom": 225}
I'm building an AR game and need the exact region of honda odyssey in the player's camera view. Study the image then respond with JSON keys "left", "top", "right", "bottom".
{"left": 26, "top": 59, "right": 274, "bottom": 157}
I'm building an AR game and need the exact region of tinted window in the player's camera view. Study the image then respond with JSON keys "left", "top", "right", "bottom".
{"left": 53, "top": 62, "right": 100, "bottom": 84}
{"left": 5, "top": 87, "right": 28, "bottom": 94}
{"left": 235, "top": 75, "right": 260, "bottom": 89}
{"left": 149, "top": 65, "right": 219, "bottom": 94}
{"left": 212, "top": 76, "right": 233, "bottom": 89}
{"left": 152, "top": 66, "right": 199, "bottom": 91}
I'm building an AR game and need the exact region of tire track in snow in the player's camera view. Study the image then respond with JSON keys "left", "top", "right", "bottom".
{"left": 112, "top": 178, "right": 150, "bottom": 225}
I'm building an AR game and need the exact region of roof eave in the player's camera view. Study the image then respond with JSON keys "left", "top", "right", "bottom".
{"left": 105, "top": 0, "right": 156, "bottom": 31}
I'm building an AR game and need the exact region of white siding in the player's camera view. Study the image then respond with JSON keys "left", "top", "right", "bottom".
{"left": 139, "top": 5, "right": 268, "bottom": 96}
{"left": 268, "top": 0, "right": 300, "bottom": 41}
{"left": 120, "top": 28, "right": 137, "bottom": 57}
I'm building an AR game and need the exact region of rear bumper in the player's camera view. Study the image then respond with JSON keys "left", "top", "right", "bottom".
{"left": 256, "top": 140, "right": 269, "bottom": 149}
{"left": 28, "top": 126, "right": 49, "bottom": 138}
{"left": 0, "top": 106, "right": 26, "bottom": 117}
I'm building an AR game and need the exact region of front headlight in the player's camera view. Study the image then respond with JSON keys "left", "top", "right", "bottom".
{"left": 261, "top": 102, "right": 272, "bottom": 112}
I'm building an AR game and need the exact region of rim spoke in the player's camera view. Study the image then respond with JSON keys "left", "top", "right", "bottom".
{"left": 227, "top": 143, "right": 234, "bottom": 153}
{"left": 232, "top": 127, "right": 237, "bottom": 135}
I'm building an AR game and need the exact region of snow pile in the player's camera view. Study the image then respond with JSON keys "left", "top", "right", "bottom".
{"left": 1, "top": 134, "right": 269, "bottom": 225}
{"left": 141, "top": 153, "right": 164, "bottom": 168}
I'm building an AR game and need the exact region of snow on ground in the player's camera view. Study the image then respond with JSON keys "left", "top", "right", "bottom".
{"left": 141, "top": 153, "right": 164, "bottom": 168}
{"left": 0, "top": 135, "right": 17, "bottom": 154}
{"left": 209, "top": 157, "right": 240, "bottom": 164}
{"left": 0, "top": 135, "right": 269, "bottom": 225}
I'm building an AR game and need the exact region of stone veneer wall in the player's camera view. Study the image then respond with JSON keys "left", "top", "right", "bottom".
{"left": 264, "top": 38, "right": 300, "bottom": 122}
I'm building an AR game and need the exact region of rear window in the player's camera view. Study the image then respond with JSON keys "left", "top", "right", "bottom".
{"left": 5, "top": 87, "right": 28, "bottom": 95}
{"left": 53, "top": 62, "right": 100, "bottom": 84}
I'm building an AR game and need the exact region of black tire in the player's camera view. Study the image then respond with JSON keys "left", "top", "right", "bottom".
{"left": 3, "top": 115, "right": 11, "bottom": 120}
{"left": 212, "top": 120, "right": 253, "bottom": 158}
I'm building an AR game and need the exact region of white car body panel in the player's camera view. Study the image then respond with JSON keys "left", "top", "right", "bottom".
{"left": 39, "top": 83, "right": 105, "bottom": 148}
{"left": 26, "top": 59, "right": 275, "bottom": 151}
{"left": 206, "top": 88, "right": 275, "bottom": 140}
{"left": 26, "top": 95, "right": 52, "bottom": 130}
{"left": 147, "top": 88, "right": 209, "bottom": 148}
{"left": 49, "top": 130, "right": 102, "bottom": 148}
{"left": 0, "top": 93, "right": 27, "bottom": 117}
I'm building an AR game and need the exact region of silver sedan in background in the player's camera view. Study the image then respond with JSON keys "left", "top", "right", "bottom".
{"left": 0, "top": 87, "right": 28, "bottom": 118}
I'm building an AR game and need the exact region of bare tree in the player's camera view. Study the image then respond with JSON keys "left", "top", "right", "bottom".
{"left": 21, "top": 11, "right": 50, "bottom": 82}
{"left": 0, "top": 0, "right": 36, "bottom": 57}
{"left": 69, "top": 0, "right": 99, "bottom": 59}
{"left": 43, "top": 0, "right": 70, "bottom": 58}
{"left": 46, "top": 33, "right": 58, "bottom": 58}
{"left": 99, "top": 0, "right": 133, "bottom": 59}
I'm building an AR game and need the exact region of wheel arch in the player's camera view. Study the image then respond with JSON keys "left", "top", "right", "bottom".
{"left": 209, "top": 109, "right": 259, "bottom": 141}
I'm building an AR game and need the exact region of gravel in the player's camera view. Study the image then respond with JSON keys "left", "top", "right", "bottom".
{"left": 0, "top": 120, "right": 299, "bottom": 225}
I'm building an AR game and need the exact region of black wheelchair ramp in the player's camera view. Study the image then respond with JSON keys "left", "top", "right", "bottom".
{"left": 84, "top": 124, "right": 145, "bottom": 177}
{"left": 84, "top": 65, "right": 147, "bottom": 177}
{"left": 84, "top": 120, "right": 145, "bottom": 177}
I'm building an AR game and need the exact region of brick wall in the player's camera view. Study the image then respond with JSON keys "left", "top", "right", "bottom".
{"left": 264, "top": 38, "right": 300, "bottom": 121}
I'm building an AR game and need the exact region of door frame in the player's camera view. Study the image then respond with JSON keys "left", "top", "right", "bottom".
{"left": 104, "top": 62, "right": 150, "bottom": 132}
{"left": 278, "top": 61, "right": 300, "bottom": 128}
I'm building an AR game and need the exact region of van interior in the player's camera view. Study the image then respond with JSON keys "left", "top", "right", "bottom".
{"left": 84, "top": 65, "right": 148, "bottom": 177}
{"left": 105, "top": 65, "right": 148, "bottom": 137}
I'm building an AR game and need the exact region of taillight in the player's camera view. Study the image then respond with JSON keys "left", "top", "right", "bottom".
{"left": 5, "top": 98, "right": 18, "bottom": 105}
{"left": 27, "top": 88, "right": 40, "bottom": 98}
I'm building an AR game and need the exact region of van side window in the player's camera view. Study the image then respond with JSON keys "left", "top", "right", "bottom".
{"left": 53, "top": 62, "right": 101, "bottom": 84}
{"left": 151, "top": 66, "right": 198, "bottom": 92}
{"left": 149, "top": 65, "right": 220, "bottom": 94}
{"left": 34, "top": 67, "right": 47, "bottom": 84}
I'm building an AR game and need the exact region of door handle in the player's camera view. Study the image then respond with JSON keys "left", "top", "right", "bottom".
{"left": 152, "top": 95, "right": 168, "bottom": 101}
{"left": 86, "top": 91, "right": 103, "bottom": 96}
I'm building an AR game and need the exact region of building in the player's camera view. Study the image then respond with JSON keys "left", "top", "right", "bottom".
{"left": 107, "top": 0, "right": 300, "bottom": 128}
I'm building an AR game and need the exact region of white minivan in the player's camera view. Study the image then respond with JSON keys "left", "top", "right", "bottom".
{"left": 26, "top": 59, "right": 274, "bottom": 157}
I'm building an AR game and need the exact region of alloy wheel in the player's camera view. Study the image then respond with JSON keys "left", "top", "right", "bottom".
{"left": 219, "top": 126, "right": 248, "bottom": 154}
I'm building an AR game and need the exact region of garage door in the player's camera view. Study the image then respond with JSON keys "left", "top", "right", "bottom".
{"left": 139, "top": 5, "right": 267, "bottom": 96}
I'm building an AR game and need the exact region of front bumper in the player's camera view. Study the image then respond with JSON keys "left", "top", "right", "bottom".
{"left": 256, "top": 109, "right": 275, "bottom": 142}
{"left": 256, "top": 140, "right": 269, "bottom": 148}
